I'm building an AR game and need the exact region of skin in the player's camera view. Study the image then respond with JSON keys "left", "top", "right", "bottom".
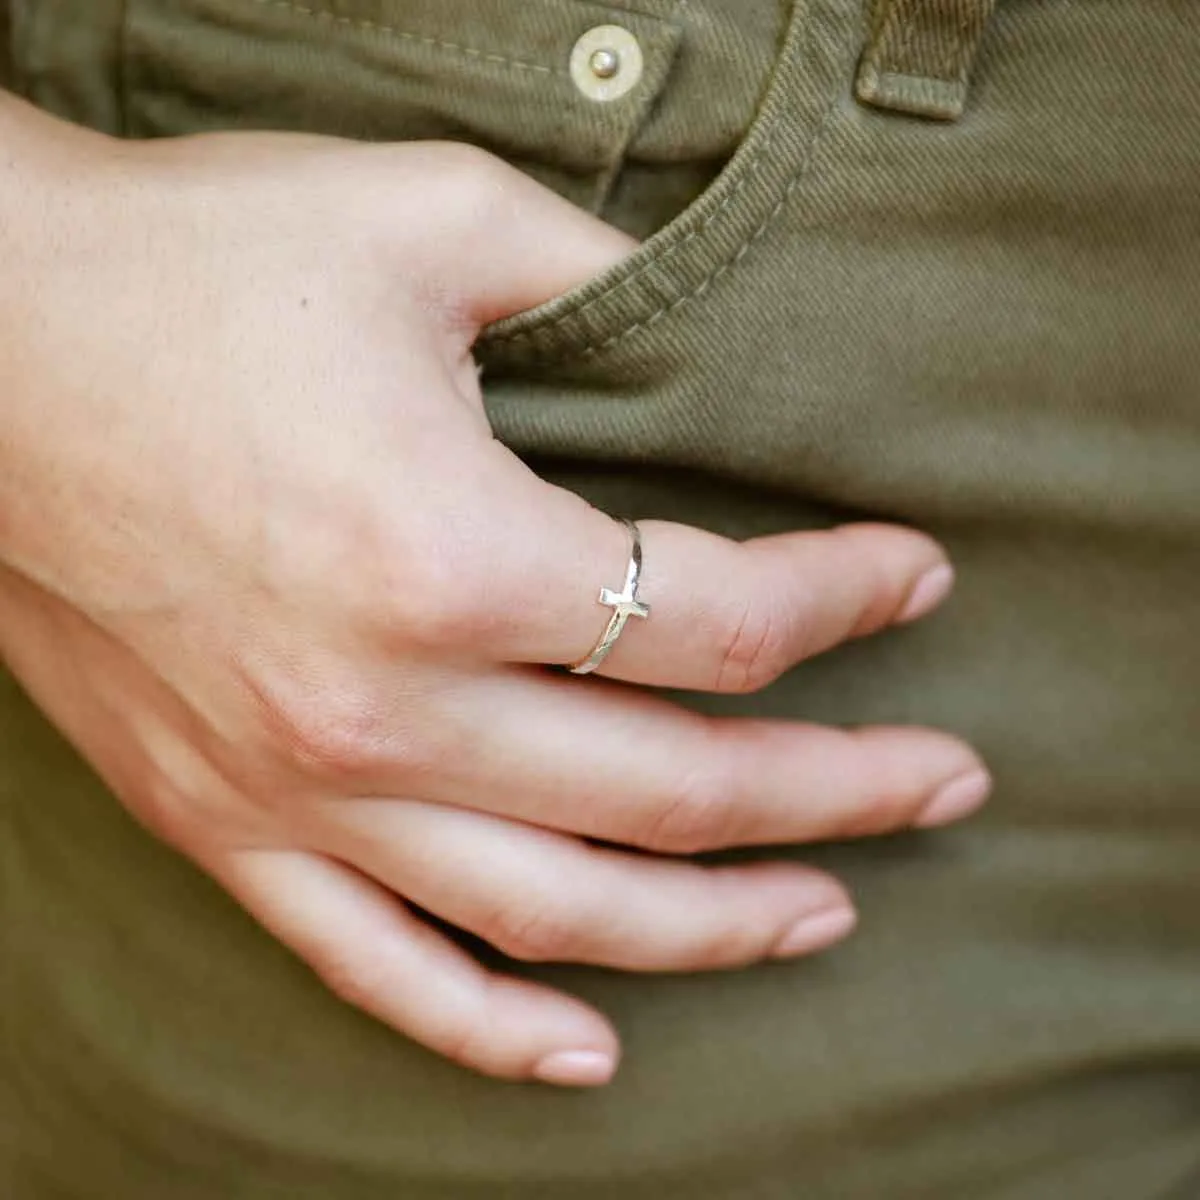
{"left": 0, "top": 92, "right": 990, "bottom": 1088}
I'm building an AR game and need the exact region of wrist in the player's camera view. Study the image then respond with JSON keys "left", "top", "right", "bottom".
{"left": 0, "top": 94, "right": 121, "bottom": 573}
{"left": 0, "top": 92, "right": 119, "bottom": 265}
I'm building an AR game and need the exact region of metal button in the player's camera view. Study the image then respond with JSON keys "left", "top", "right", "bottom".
{"left": 569, "top": 25, "right": 644, "bottom": 103}
{"left": 589, "top": 48, "right": 621, "bottom": 79}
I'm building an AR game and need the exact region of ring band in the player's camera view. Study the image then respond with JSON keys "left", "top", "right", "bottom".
{"left": 568, "top": 518, "right": 651, "bottom": 675}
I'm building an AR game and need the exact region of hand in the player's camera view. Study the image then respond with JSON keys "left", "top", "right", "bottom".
{"left": 0, "top": 108, "right": 989, "bottom": 1086}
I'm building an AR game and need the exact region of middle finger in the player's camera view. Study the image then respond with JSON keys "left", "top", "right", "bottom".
{"left": 393, "top": 666, "right": 990, "bottom": 855}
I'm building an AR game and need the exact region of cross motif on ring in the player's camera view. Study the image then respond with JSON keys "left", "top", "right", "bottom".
{"left": 598, "top": 577, "right": 651, "bottom": 629}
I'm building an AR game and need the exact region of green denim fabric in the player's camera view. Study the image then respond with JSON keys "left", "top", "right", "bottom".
{"left": 5, "top": 1, "right": 1200, "bottom": 1197}
{"left": 6, "top": 0, "right": 782, "bottom": 236}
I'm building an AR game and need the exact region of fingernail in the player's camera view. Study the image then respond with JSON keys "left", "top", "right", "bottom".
{"left": 771, "top": 905, "right": 858, "bottom": 959}
{"left": 532, "top": 1050, "right": 616, "bottom": 1088}
{"left": 914, "top": 768, "right": 992, "bottom": 829}
{"left": 897, "top": 563, "right": 956, "bottom": 624}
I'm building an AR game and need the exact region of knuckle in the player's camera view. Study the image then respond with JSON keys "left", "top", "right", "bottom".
{"left": 315, "top": 949, "right": 391, "bottom": 1012}
{"left": 128, "top": 774, "right": 193, "bottom": 847}
{"left": 487, "top": 899, "right": 578, "bottom": 963}
{"left": 316, "top": 947, "right": 509, "bottom": 1078}
{"left": 840, "top": 790, "right": 912, "bottom": 838}
{"left": 850, "top": 562, "right": 899, "bottom": 638}
{"left": 435, "top": 1018, "right": 491, "bottom": 1074}
{"left": 429, "top": 985, "right": 521, "bottom": 1080}
{"left": 638, "top": 752, "right": 739, "bottom": 855}
{"left": 836, "top": 754, "right": 922, "bottom": 837}
{"left": 136, "top": 774, "right": 232, "bottom": 849}
{"left": 249, "top": 669, "right": 405, "bottom": 782}
{"left": 390, "top": 586, "right": 479, "bottom": 653}
{"left": 377, "top": 533, "right": 490, "bottom": 652}
{"left": 840, "top": 729, "right": 940, "bottom": 835}
{"left": 285, "top": 699, "right": 382, "bottom": 777}
{"left": 694, "top": 924, "right": 771, "bottom": 970}
{"left": 422, "top": 142, "right": 519, "bottom": 233}
{"left": 428, "top": 140, "right": 508, "bottom": 190}
{"left": 714, "top": 591, "right": 796, "bottom": 693}
{"left": 421, "top": 998, "right": 492, "bottom": 1071}
{"left": 828, "top": 526, "right": 918, "bottom": 638}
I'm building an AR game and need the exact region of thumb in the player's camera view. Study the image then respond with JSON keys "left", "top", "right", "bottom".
{"left": 413, "top": 144, "right": 638, "bottom": 328}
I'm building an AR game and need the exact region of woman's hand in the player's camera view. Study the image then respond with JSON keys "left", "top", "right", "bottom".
{"left": 0, "top": 103, "right": 989, "bottom": 1086}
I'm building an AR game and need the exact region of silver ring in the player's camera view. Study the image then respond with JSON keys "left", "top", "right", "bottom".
{"left": 568, "top": 518, "right": 651, "bottom": 675}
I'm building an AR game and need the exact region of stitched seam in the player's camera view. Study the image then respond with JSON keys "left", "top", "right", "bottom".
{"left": 492, "top": 10, "right": 843, "bottom": 360}
{"left": 872, "top": 70, "right": 965, "bottom": 96}
{"left": 587, "top": 0, "right": 689, "bottom": 215}
{"left": 572, "top": 89, "right": 842, "bottom": 359}
{"left": 487, "top": 3, "right": 800, "bottom": 348}
{"left": 244, "top": 0, "right": 557, "bottom": 75}
{"left": 489, "top": 117, "right": 786, "bottom": 346}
